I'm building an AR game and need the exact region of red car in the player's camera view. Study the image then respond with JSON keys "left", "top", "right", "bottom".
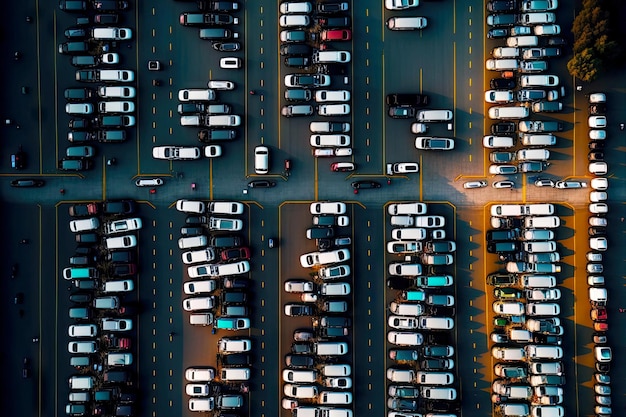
{"left": 591, "top": 307, "right": 607, "bottom": 321}
{"left": 220, "top": 247, "right": 251, "bottom": 261}
{"left": 593, "top": 322, "right": 608, "bottom": 332}
{"left": 321, "top": 29, "right": 351, "bottom": 41}
{"left": 330, "top": 162, "right": 355, "bottom": 172}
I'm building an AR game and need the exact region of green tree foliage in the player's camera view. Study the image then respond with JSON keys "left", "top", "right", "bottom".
{"left": 567, "top": 48, "right": 602, "bottom": 82}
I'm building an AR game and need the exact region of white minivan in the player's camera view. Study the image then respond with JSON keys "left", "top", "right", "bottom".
{"left": 488, "top": 106, "right": 530, "bottom": 119}
{"left": 254, "top": 146, "right": 269, "bottom": 174}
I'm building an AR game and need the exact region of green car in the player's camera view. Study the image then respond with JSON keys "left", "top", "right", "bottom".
{"left": 494, "top": 288, "right": 522, "bottom": 299}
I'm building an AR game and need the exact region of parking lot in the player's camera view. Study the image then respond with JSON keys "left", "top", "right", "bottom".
{"left": 1, "top": 0, "right": 626, "bottom": 417}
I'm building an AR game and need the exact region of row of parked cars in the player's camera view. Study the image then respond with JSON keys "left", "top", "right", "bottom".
{"left": 484, "top": 0, "right": 569, "bottom": 183}
{"left": 63, "top": 199, "right": 140, "bottom": 417}
{"left": 59, "top": 1, "right": 135, "bottom": 173}
{"left": 384, "top": 202, "right": 459, "bottom": 416}
{"left": 281, "top": 201, "right": 353, "bottom": 417}
{"left": 485, "top": 201, "right": 569, "bottom": 417}
{"left": 175, "top": 199, "right": 252, "bottom": 413}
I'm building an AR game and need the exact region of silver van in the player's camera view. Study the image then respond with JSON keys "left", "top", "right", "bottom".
{"left": 68, "top": 391, "right": 91, "bottom": 402}
{"left": 521, "top": 134, "right": 557, "bottom": 146}
{"left": 526, "top": 303, "right": 560, "bottom": 316}
{"left": 180, "top": 115, "right": 203, "bottom": 126}
{"left": 103, "top": 280, "right": 134, "bottom": 293}
{"left": 189, "top": 313, "right": 214, "bottom": 326}
{"left": 314, "top": 342, "right": 348, "bottom": 356}
{"left": 93, "top": 296, "right": 119, "bottom": 309}
{"left": 69, "top": 218, "right": 100, "bottom": 233}
{"left": 221, "top": 367, "right": 251, "bottom": 381}
{"left": 69, "top": 376, "right": 94, "bottom": 390}
{"left": 520, "top": 275, "right": 557, "bottom": 288}
{"left": 415, "top": 371, "right": 454, "bottom": 385}
{"left": 506, "top": 36, "right": 539, "bottom": 47}
{"left": 485, "top": 59, "right": 519, "bottom": 71}
{"left": 524, "top": 216, "right": 560, "bottom": 229}
{"left": 525, "top": 345, "right": 563, "bottom": 359}
{"left": 178, "top": 235, "right": 208, "bottom": 249}
{"left": 509, "top": 329, "right": 533, "bottom": 342}
{"left": 254, "top": 146, "right": 269, "bottom": 174}
{"left": 492, "top": 47, "right": 520, "bottom": 58}
{"left": 517, "top": 149, "right": 550, "bottom": 161}
{"left": 207, "top": 115, "right": 241, "bottom": 127}
{"left": 321, "top": 364, "right": 351, "bottom": 377}
{"left": 107, "top": 352, "right": 133, "bottom": 366}
{"left": 418, "top": 316, "right": 454, "bottom": 330}
{"left": 416, "top": 110, "right": 453, "bottom": 122}
{"left": 488, "top": 106, "right": 530, "bottom": 119}
{"left": 386, "top": 16, "right": 428, "bottom": 30}
{"left": 500, "top": 403, "right": 530, "bottom": 416}
{"left": 312, "top": 51, "right": 351, "bottom": 63}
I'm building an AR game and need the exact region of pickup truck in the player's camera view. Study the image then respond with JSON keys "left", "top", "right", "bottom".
{"left": 209, "top": 217, "right": 243, "bottom": 231}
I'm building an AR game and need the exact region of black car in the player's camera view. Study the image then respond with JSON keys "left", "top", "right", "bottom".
{"left": 68, "top": 131, "right": 95, "bottom": 142}
{"left": 220, "top": 353, "right": 251, "bottom": 366}
{"left": 490, "top": 78, "right": 516, "bottom": 89}
{"left": 280, "top": 44, "right": 312, "bottom": 56}
{"left": 291, "top": 342, "right": 313, "bottom": 354}
{"left": 588, "top": 151, "right": 604, "bottom": 161}
{"left": 75, "top": 233, "right": 98, "bottom": 243}
{"left": 11, "top": 179, "right": 45, "bottom": 187}
{"left": 424, "top": 335, "right": 450, "bottom": 347}
{"left": 177, "top": 103, "right": 206, "bottom": 115}
{"left": 248, "top": 180, "right": 276, "bottom": 188}
{"left": 106, "top": 250, "right": 136, "bottom": 263}
{"left": 198, "top": 129, "right": 237, "bottom": 142}
{"left": 316, "top": 16, "right": 351, "bottom": 28}
{"left": 387, "top": 398, "right": 418, "bottom": 412}
{"left": 68, "top": 119, "right": 93, "bottom": 130}
{"left": 352, "top": 180, "right": 381, "bottom": 189}
{"left": 75, "top": 246, "right": 96, "bottom": 256}
{"left": 588, "top": 226, "right": 607, "bottom": 237}
{"left": 284, "top": 57, "right": 311, "bottom": 68}
{"left": 589, "top": 104, "right": 607, "bottom": 115}
{"left": 487, "top": 28, "right": 508, "bottom": 38}
{"left": 11, "top": 149, "right": 26, "bottom": 169}
{"left": 181, "top": 227, "right": 203, "bottom": 237}
{"left": 65, "top": 27, "right": 87, "bottom": 38}
{"left": 486, "top": 0, "right": 516, "bottom": 12}
{"left": 589, "top": 141, "right": 605, "bottom": 150}
{"left": 387, "top": 276, "right": 414, "bottom": 290}
{"left": 74, "top": 279, "right": 100, "bottom": 290}
{"left": 388, "top": 106, "right": 416, "bottom": 119}
{"left": 419, "top": 358, "right": 452, "bottom": 370}
{"left": 103, "top": 370, "right": 132, "bottom": 384}
{"left": 491, "top": 122, "right": 516, "bottom": 134}
{"left": 109, "top": 263, "right": 136, "bottom": 277}
{"left": 203, "top": 1, "right": 240, "bottom": 12}
{"left": 386, "top": 93, "right": 429, "bottom": 107}
{"left": 223, "top": 277, "right": 250, "bottom": 289}
{"left": 211, "top": 41, "right": 241, "bottom": 52}
{"left": 59, "top": 0, "right": 87, "bottom": 11}
{"left": 92, "top": 1, "right": 130, "bottom": 12}
{"left": 221, "top": 290, "right": 248, "bottom": 304}
{"left": 185, "top": 215, "right": 208, "bottom": 225}
{"left": 317, "top": 2, "right": 349, "bottom": 14}
{"left": 547, "top": 37, "right": 567, "bottom": 46}
{"left": 285, "top": 304, "right": 313, "bottom": 316}
{"left": 69, "top": 255, "right": 94, "bottom": 266}
{"left": 103, "top": 200, "right": 136, "bottom": 215}
{"left": 69, "top": 292, "right": 93, "bottom": 304}
{"left": 285, "top": 354, "right": 315, "bottom": 368}
{"left": 389, "top": 349, "right": 418, "bottom": 362}
{"left": 533, "top": 334, "right": 562, "bottom": 345}
{"left": 68, "top": 202, "right": 99, "bottom": 217}
{"left": 94, "top": 13, "right": 119, "bottom": 24}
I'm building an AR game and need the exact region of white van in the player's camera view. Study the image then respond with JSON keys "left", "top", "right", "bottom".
{"left": 69, "top": 376, "right": 94, "bottom": 390}
{"left": 506, "top": 36, "right": 539, "bottom": 47}
{"left": 415, "top": 372, "right": 454, "bottom": 385}
{"left": 509, "top": 329, "right": 533, "bottom": 342}
{"left": 207, "top": 115, "right": 241, "bottom": 127}
{"left": 492, "top": 47, "right": 520, "bottom": 58}
{"left": 105, "top": 235, "right": 137, "bottom": 249}
{"left": 189, "top": 313, "right": 214, "bottom": 326}
{"left": 485, "top": 59, "right": 519, "bottom": 71}
{"left": 182, "top": 248, "right": 216, "bottom": 265}
{"left": 391, "top": 228, "right": 427, "bottom": 240}
{"left": 180, "top": 115, "right": 203, "bottom": 126}
{"left": 97, "top": 70, "right": 134, "bottom": 82}
{"left": 418, "top": 316, "right": 454, "bottom": 330}
{"left": 218, "top": 338, "right": 252, "bottom": 353}
{"left": 98, "top": 86, "right": 136, "bottom": 98}
{"left": 208, "top": 201, "right": 244, "bottom": 215}
{"left": 517, "top": 149, "right": 550, "bottom": 161}
{"left": 319, "top": 391, "right": 352, "bottom": 405}
{"left": 529, "top": 406, "right": 563, "bottom": 417}
{"left": 520, "top": 12, "right": 556, "bottom": 24}
{"left": 284, "top": 384, "right": 318, "bottom": 399}
{"left": 318, "top": 104, "right": 351, "bottom": 116}
{"left": 254, "top": 145, "right": 269, "bottom": 174}
{"left": 488, "top": 106, "right": 530, "bottom": 119}
{"left": 282, "top": 369, "right": 318, "bottom": 383}
{"left": 388, "top": 202, "right": 427, "bottom": 215}
{"left": 310, "top": 134, "right": 351, "bottom": 147}
{"left": 98, "top": 101, "right": 134, "bottom": 113}
{"left": 321, "top": 364, "right": 351, "bottom": 377}
{"left": 388, "top": 263, "right": 422, "bottom": 276}
{"left": 314, "top": 342, "right": 348, "bottom": 356}
{"left": 525, "top": 345, "right": 563, "bottom": 359}
{"left": 178, "top": 89, "right": 215, "bottom": 102}
{"left": 492, "top": 347, "right": 526, "bottom": 361}
{"left": 420, "top": 387, "right": 457, "bottom": 400}
{"left": 390, "top": 302, "right": 424, "bottom": 316}
{"left": 178, "top": 235, "right": 208, "bottom": 250}
{"left": 69, "top": 217, "right": 100, "bottom": 233}
{"left": 524, "top": 216, "right": 560, "bottom": 229}
{"left": 521, "top": 134, "right": 557, "bottom": 146}
{"left": 184, "top": 280, "right": 217, "bottom": 295}
{"left": 320, "top": 282, "right": 351, "bottom": 296}
{"left": 312, "top": 51, "right": 351, "bottom": 63}
{"left": 520, "top": 275, "right": 557, "bottom": 288}
{"left": 500, "top": 403, "right": 530, "bottom": 416}
{"left": 221, "top": 367, "right": 251, "bottom": 381}
{"left": 520, "top": 74, "right": 559, "bottom": 87}
{"left": 103, "top": 280, "right": 134, "bottom": 293}
{"left": 416, "top": 110, "right": 453, "bottom": 122}
{"left": 526, "top": 303, "right": 560, "bottom": 316}
{"left": 523, "top": 240, "right": 557, "bottom": 253}
{"left": 92, "top": 27, "right": 132, "bottom": 40}
{"left": 386, "top": 16, "right": 428, "bottom": 30}
{"left": 189, "top": 398, "right": 215, "bottom": 412}
{"left": 525, "top": 204, "right": 555, "bottom": 215}
{"left": 68, "top": 392, "right": 90, "bottom": 402}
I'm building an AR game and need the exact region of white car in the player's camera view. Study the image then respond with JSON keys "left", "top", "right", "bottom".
{"left": 589, "top": 162, "right": 607, "bottom": 175}
{"left": 186, "top": 384, "right": 210, "bottom": 397}
{"left": 463, "top": 180, "right": 487, "bottom": 189}
{"left": 589, "top": 191, "right": 607, "bottom": 202}
{"left": 152, "top": 146, "right": 201, "bottom": 160}
{"left": 135, "top": 178, "right": 164, "bottom": 187}
{"left": 485, "top": 90, "right": 514, "bottom": 103}
{"left": 589, "top": 130, "right": 606, "bottom": 140}
{"left": 591, "top": 178, "right": 608, "bottom": 190}
{"left": 105, "top": 218, "right": 142, "bottom": 234}
{"left": 588, "top": 116, "right": 607, "bottom": 128}
{"left": 279, "top": 1, "right": 313, "bottom": 13}
{"left": 315, "top": 90, "right": 350, "bottom": 102}
{"left": 310, "top": 202, "right": 347, "bottom": 215}
{"left": 176, "top": 199, "right": 206, "bottom": 214}
{"left": 588, "top": 217, "right": 607, "bottom": 227}
{"left": 589, "top": 203, "right": 608, "bottom": 214}
{"left": 388, "top": 316, "right": 419, "bottom": 330}
{"left": 387, "top": 162, "right": 419, "bottom": 175}
{"left": 589, "top": 93, "right": 606, "bottom": 103}
{"left": 493, "top": 180, "right": 514, "bottom": 188}
{"left": 220, "top": 57, "right": 242, "bottom": 69}
{"left": 589, "top": 237, "right": 607, "bottom": 251}
{"left": 318, "top": 104, "right": 351, "bottom": 116}
{"left": 415, "top": 216, "right": 445, "bottom": 228}
{"left": 100, "top": 53, "right": 119, "bottom": 64}
{"left": 204, "top": 145, "right": 222, "bottom": 158}
{"left": 101, "top": 318, "right": 133, "bottom": 331}
{"left": 385, "top": 0, "right": 419, "bottom": 10}
{"left": 207, "top": 80, "right": 235, "bottom": 90}
{"left": 284, "top": 280, "right": 315, "bottom": 293}
{"left": 185, "top": 367, "right": 216, "bottom": 382}
{"left": 279, "top": 14, "right": 310, "bottom": 27}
